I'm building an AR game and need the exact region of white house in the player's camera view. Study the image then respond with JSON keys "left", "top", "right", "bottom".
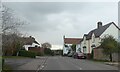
{"left": 22, "top": 36, "right": 41, "bottom": 51}
{"left": 80, "top": 22, "right": 120, "bottom": 54}
{"left": 23, "top": 42, "right": 41, "bottom": 51}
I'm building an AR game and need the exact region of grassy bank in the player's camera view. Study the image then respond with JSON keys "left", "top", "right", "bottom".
{"left": 3, "top": 56, "right": 30, "bottom": 59}
{"left": 2, "top": 64, "right": 13, "bottom": 72}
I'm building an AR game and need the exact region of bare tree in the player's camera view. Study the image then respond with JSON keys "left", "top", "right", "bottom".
{"left": 42, "top": 42, "right": 52, "bottom": 49}
{"left": 1, "top": 4, "right": 28, "bottom": 56}
{"left": 1, "top": 4, "right": 26, "bottom": 34}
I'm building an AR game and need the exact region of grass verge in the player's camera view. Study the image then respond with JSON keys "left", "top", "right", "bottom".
{"left": 2, "top": 64, "right": 13, "bottom": 72}
{"left": 3, "top": 56, "right": 30, "bottom": 59}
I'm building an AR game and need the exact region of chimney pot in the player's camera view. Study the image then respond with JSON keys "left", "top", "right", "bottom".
{"left": 97, "top": 21, "right": 102, "bottom": 28}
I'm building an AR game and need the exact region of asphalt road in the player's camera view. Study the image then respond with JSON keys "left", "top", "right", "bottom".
{"left": 41, "top": 56, "right": 118, "bottom": 70}
{"left": 5, "top": 56, "right": 118, "bottom": 71}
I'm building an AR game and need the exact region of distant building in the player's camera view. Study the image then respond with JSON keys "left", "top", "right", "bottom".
{"left": 22, "top": 36, "right": 41, "bottom": 51}
{"left": 63, "top": 36, "right": 82, "bottom": 55}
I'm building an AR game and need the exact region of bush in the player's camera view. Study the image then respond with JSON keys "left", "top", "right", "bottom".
{"left": 90, "top": 49, "right": 94, "bottom": 59}
{"left": 37, "top": 52, "right": 44, "bottom": 56}
{"left": 44, "top": 48, "right": 53, "bottom": 56}
{"left": 18, "top": 50, "right": 36, "bottom": 58}
{"left": 2, "top": 58, "right": 4, "bottom": 68}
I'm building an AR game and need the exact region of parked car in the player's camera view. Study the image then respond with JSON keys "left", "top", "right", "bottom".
{"left": 73, "top": 52, "right": 86, "bottom": 59}
{"left": 77, "top": 52, "right": 86, "bottom": 59}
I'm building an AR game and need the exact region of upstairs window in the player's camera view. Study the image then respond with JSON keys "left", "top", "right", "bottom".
{"left": 92, "top": 34, "right": 95, "bottom": 43}
{"left": 84, "top": 37, "right": 86, "bottom": 44}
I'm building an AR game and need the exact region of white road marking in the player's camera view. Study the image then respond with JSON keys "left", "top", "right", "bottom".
{"left": 41, "top": 65, "right": 44, "bottom": 68}
{"left": 79, "top": 68, "right": 82, "bottom": 70}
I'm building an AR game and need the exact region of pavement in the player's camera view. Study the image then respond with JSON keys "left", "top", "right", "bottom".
{"left": 4, "top": 56, "right": 118, "bottom": 71}
{"left": 104, "top": 62, "right": 119, "bottom": 67}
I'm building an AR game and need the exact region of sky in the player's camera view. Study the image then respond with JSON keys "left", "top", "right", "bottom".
{"left": 2, "top": 1, "right": 118, "bottom": 50}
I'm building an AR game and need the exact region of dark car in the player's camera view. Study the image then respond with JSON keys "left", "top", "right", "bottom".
{"left": 73, "top": 52, "right": 86, "bottom": 59}
{"left": 77, "top": 52, "right": 86, "bottom": 59}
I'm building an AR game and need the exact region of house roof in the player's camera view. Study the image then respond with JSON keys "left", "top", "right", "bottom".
{"left": 34, "top": 40, "right": 40, "bottom": 45}
{"left": 86, "top": 22, "right": 119, "bottom": 40}
{"left": 21, "top": 37, "right": 34, "bottom": 45}
{"left": 64, "top": 38, "right": 82, "bottom": 44}
{"left": 22, "top": 36, "right": 40, "bottom": 45}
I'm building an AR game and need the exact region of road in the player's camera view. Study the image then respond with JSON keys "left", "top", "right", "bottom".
{"left": 41, "top": 56, "right": 118, "bottom": 70}
{"left": 5, "top": 56, "right": 118, "bottom": 71}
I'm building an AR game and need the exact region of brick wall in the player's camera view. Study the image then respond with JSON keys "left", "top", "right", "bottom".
{"left": 93, "top": 48, "right": 119, "bottom": 61}
{"left": 93, "top": 48, "right": 109, "bottom": 61}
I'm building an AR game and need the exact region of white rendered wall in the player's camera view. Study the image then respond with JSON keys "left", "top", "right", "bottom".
{"left": 100, "top": 24, "right": 119, "bottom": 40}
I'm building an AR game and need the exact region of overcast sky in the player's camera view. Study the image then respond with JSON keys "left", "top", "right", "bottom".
{"left": 3, "top": 2, "right": 118, "bottom": 50}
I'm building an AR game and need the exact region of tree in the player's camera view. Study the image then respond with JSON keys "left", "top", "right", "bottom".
{"left": 117, "top": 42, "right": 120, "bottom": 53}
{"left": 42, "top": 42, "right": 52, "bottom": 48}
{"left": 2, "top": 33, "right": 24, "bottom": 56}
{"left": 1, "top": 5, "right": 27, "bottom": 56}
{"left": 100, "top": 35, "right": 118, "bottom": 62}
{"left": 44, "top": 48, "right": 53, "bottom": 56}
{"left": 1, "top": 5, "right": 25, "bottom": 34}
{"left": 71, "top": 44, "right": 76, "bottom": 51}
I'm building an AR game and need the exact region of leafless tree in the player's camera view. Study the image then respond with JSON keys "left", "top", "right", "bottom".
{"left": 1, "top": 4, "right": 26, "bottom": 34}
{"left": 1, "top": 4, "right": 28, "bottom": 56}
{"left": 42, "top": 42, "right": 52, "bottom": 49}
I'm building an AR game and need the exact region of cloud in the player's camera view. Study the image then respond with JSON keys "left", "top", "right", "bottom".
{"left": 3, "top": 2, "right": 118, "bottom": 49}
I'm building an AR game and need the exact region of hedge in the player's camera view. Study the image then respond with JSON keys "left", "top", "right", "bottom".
{"left": 37, "top": 52, "right": 44, "bottom": 56}
{"left": 18, "top": 50, "right": 36, "bottom": 58}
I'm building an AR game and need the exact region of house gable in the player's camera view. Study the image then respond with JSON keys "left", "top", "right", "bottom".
{"left": 100, "top": 23, "right": 119, "bottom": 39}
{"left": 80, "top": 22, "right": 119, "bottom": 54}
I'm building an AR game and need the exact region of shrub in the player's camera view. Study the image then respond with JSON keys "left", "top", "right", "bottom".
{"left": 37, "top": 52, "right": 44, "bottom": 56}
{"left": 90, "top": 49, "right": 94, "bottom": 59}
{"left": 44, "top": 48, "right": 53, "bottom": 56}
{"left": 18, "top": 50, "right": 36, "bottom": 58}
{"left": 2, "top": 58, "right": 4, "bottom": 67}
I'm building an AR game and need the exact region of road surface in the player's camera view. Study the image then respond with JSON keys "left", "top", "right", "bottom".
{"left": 41, "top": 56, "right": 118, "bottom": 70}
{"left": 5, "top": 56, "right": 118, "bottom": 71}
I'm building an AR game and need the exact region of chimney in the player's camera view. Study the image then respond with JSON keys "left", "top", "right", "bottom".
{"left": 97, "top": 21, "right": 102, "bottom": 28}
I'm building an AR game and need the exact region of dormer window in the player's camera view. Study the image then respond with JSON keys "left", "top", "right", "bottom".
{"left": 92, "top": 33, "right": 95, "bottom": 43}
{"left": 93, "top": 36, "right": 95, "bottom": 43}
{"left": 84, "top": 37, "right": 86, "bottom": 44}
{"left": 84, "top": 40, "right": 86, "bottom": 44}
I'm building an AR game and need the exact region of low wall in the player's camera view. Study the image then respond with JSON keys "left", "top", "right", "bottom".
{"left": 93, "top": 48, "right": 119, "bottom": 62}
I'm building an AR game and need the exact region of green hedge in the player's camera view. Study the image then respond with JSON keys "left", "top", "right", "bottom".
{"left": 37, "top": 52, "right": 44, "bottom": 56}
{"left": 2, "top": 58, "right": 4, "bottom": 68}
{"left": 18, "top": 50, "right": 36, "bottom": 58}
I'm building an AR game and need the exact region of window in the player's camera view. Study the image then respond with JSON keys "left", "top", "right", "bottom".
{"left": 84, "top": 37, "right": 86, "bottom": 44}
{"left": 92, "top": 35, "right": 95, "bottom": 43}
{"left": 83, "top": 48, "right": 86, "bottom": 53}
{"left": 64, "top": 44, "right": 68, "bottom": 47}
{"left": 83, "top": 46, "right": 86, "bottom": 53}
